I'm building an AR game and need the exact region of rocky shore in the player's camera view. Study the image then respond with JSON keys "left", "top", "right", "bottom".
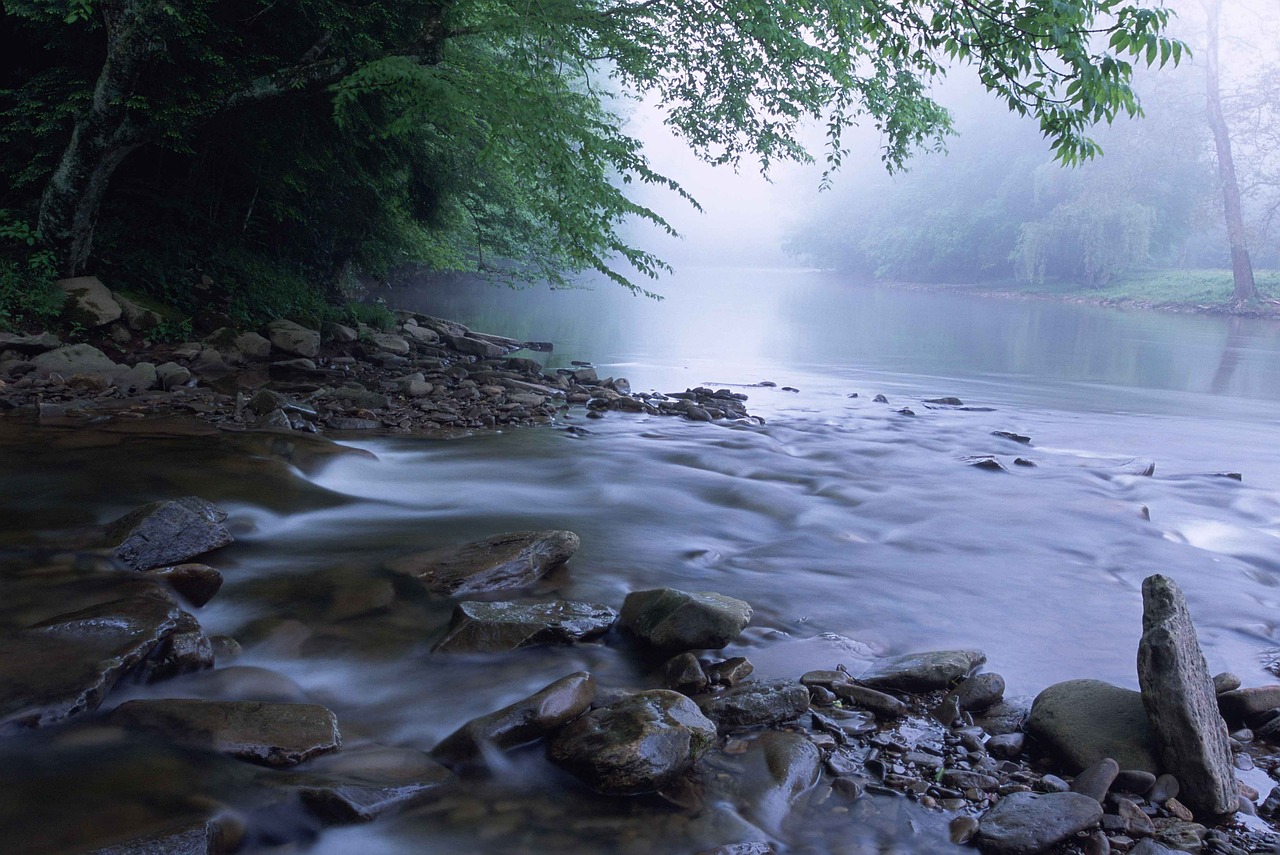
{"left": 0, "top": 276, "right": 757, "bottom": 437}
{"left": 4, "top": 493, "right": 1280, "bottom": 855}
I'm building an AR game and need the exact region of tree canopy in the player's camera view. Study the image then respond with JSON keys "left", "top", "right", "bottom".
{"left": 0, "top": 0, "right": 1183, "bottom": 322}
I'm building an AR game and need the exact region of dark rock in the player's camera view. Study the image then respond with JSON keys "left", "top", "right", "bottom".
{"left": 1149, "top": 773, "right": 1180, "bottom": 803}
{"left": 295, "top": 746, "right": 451, "bottom": 824}
{"left": 0, "top": 331, "right": 61, "bottom": 353}
{"left": 697, "top": 679, "right": 809, "bottom": 731}
{"left": 857, "top": 649, "right": 986, "bottom": 692}
{"left": 976, "top": 791, "right": 1103, "bottom": 855}
{"left": 88, "top": 818, "right": 231, "bottom": 855}
{"left": 925, "top": 397, "right": 964, "bottom": 405}
{"left": 266, "top": 319, "right": 320, "bottom": 358}
{"left": 706, "top": 657, "right": 754, "bottom": 687}
{"left": 951, "top": 816, "right": 980, "bottom": 844}
{"left": 662, "top": 652, "right": 709, "bottom": 694}
{"left": 107, "top": 699, "right": 341, "bottom": 767}
{"left": 705, "top": 731, "right": 821, "bottom": 835}
{"left": 107, "top": 497, "right": 233, "bottom": 571}
{"left": 965, "top": 455, "right": 1007, "bottom": 471}
{"left": 1070, "top": 758, "right": 1119, "bottom": 802}
{"left": 872, "top": 394, "right": 889, "bottom": 403}
{"left": 830, "top": 683, "right": 908, "bottom": 718}
{"left": 976, "top": 698, "right": 1032, "bottom": 736}
{"left": 987, "top": 732, "right": 1025, "bottom": 760}
{"left": 619, "top": 588, "right": 752, "bottom": 652}
{"left": 325, "top": 417, "right": 381, "bottom": 430}
{"left": 548, "top": 689, "right": 716, "bottom": 795}
{"left": 1116, "top": 796, "right": 1154, "bottom": 838}
{"left": 430, "top": 671, "right": 595, "bottom": 768}
{"left": 1217, "top": 686, "right": 1280, "bottom": 724}
{"left": 1113, "top": 769, "right": 1157, "bottom": 795}
{"left": 992, "top": 431, "right": 1032, "bottom": 444}
{"left": 1136, "top": 574, "right": 1236, "bottom": 816}
{"left": 949, "top": 672, "right": 1006, "bottom": 711}
{"left": 392, "top": 530, "right": 580, "bottom": 596}
{"left": 1212, "top": 673, "right": 1241, "bottom": 694}
{"left": 145, "top": 611, "right": 215, "bottom": 682}
{"left": 145, "top": 563, "right": 223, "bottom": 607}
{"left": 431, "top": 600, "right": 616, "bottom": 653}
{"left": 943, "top": 769, "right": 999, "bottom": 791}
{"left": 1027, "top": 680, "right": 1161, "bottom": 773}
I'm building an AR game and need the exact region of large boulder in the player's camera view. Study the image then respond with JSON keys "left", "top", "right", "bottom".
{"left": 1137, "top": 575, "right": 1237, "bottom": 816}
{"left": 856, "top": 649, "right": 986, "bottom": 692}
{"left": 430, "top": 671, "right": 595, "bottom": 768}
{"left": 431, "top": 600, "right": 617, "bottom": 653}
{"left": 697, "top": 679, "right": 810, "bottom": 732}
{"left": 266, "top": 319, "right": 321, "bottom": 358}
{"left": 442, "top": 333, "right": 505, "bottom": 359}
{"left": 58, "top": 276, "right": 122, "bottom": 327}
{"left": 548, "top": 689, "right": 717, "bottom": 795}
{"left": 30, "top": 343, "right": 121, "bottom": 379}
{"left": 619, "top": 588, "right": 752, "bottom": 652}
{"left": 391, "top": 530, "right": 580, "bottom": 597}
{"left": 369, "top": 332, "right": 410, "bottom": 356}
{"left": 976, "top": 791, "right": 1103, "bottom": 854}
{"left": 1027, "top": 679, "right": 1161, "bottom": 773}
{"left": 107, "top": 699, "right": 341, "bottom": 767}
{"left": 107, "top": 497, "right": 233, "bottom": 571}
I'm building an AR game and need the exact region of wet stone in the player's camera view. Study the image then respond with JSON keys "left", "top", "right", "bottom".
{"left": 831, "top": 683, "right": 909, "bottom": 718}
{"left": 430, "top": 600, "right": 617, "bottom": 653}
{"left": 88, "top": 818, "right": 230, "bottom": 855}
{"left": 704, "top": 731, "right": 821, "bottom": 835}
{"left": 394, "top": 530, "right": 581, "bottom": 597}
{"left": 1071, "top": 758, "right": 1119, "bottom": 802}
{"left": 1113, "top": 769, "right": 1157, "bottom": 796}
{"left": 697, "top": 679, "right": 810, "bottom": 732}
{"left": 619, "top": 588, "right": 752, "bottom": 652}
{"left": 430, "top": 671, "right": 595, "bottom": 769}
{"left": 1212, "top": 673, "right": 1242, "bottom": 695}
{"left": 987, "top": 733, "right": 1026, "bottom": 760}
{"left": 1217, "top": 686, "right": 1280, "bottom": 724}
{"left": 548, "top": 689, "right": 717, "bottom": 795}
{"left": 856, "top": 649, "right": 986, "bottom": 692}
{"left": 706, "top": 656, "right": 754, "bottom": 687}
{"left": 977, "top": 791, "right": 1104, "bottom": 855}
{"left": 662, "top": 652, "right": 709, "bottom": 694}
{"left": 107, "top": 497, "right": 233, "bottom": 571}
{"left": 1027, "top": 680, "right": 1161, "bottom": 773}
{"left": 144, "top": 563, "right": 223, "bottom": 608}
{"left": 107, "top": 699, "right": 341, "bottom": 768}
{"left": 950, "top": 672, "right": 1006, "bottom": 711}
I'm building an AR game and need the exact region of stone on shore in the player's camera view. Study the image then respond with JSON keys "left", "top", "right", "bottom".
{"left": 431, "top": 600, "right": 617, "bottom": 653}
{"left": 1027, "top": 679, "right": 1161, "bottom": 773}
{"left": 58, "top": 276, "right": 122, "bottom": 327}
{"left": 948, "top": 672, "right": 1006, "bottom": 711}
{"left": 266, "top": 319, "right": 321, "bottom": 358}
{"left": 30, "top": 343, "right": 121, "bottom": 378}
{"left": 830, "top": 683, "right": 909, "bottom": 718}
{"left": 856, "top": 649, "right": 986, "bottom": 692}
{"left": 619, "top": 588, "right": 752, "bottom": 652}
{"left": 1069, "top": 758, "right": 1119, "bottom": 802}
{"left": 1136, "top": 574, "right": 1237, "bottom": 816}
{"left": 1217, "top": 686, "right": 1280, "bottom": 724}
{"left": 393, "top": 530, "right": 580, "bottom": 597}
{"left": 107, "top": 497, "right": 234, "bottom": 571}
{"left": 107, "top": 699, "right": 341, "bottom": 768}
{"left": 548, "top": 689, "right": 716, "bottom": 795}
{"left": 697, "top": 680, "right": 810, "bottom": 731}
{"left": 430, "top": 671, "right": 595, "bottom": 768}
{"left": 976, "top": 791, "right": 1103, "bottom": 854}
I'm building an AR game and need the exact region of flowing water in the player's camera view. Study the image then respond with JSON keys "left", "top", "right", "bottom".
{"left": 4, "top": 268, "right": 1280, "bottom": 854}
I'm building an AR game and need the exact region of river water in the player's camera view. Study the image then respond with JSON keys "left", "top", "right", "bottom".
{"left": 4, "top": 268, "right": 1280, "bottom": 854}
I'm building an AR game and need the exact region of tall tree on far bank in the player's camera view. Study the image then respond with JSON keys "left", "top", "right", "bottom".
{"left": 1199, "top": 0, "right": 1257, "bottom": 304}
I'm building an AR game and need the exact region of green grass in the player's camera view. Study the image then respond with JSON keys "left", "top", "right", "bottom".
{"left": 1014, "top": 269, "right": 1280, "bottom": 307}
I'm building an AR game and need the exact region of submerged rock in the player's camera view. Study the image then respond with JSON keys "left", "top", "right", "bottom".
{"left": 431, "top": 600, "right": 617, "bottom": 653}
{"left": 704, "top": 731, "right": 821, "bottom": 835}
{"left": 393, "top": 530, "right": 580, "bottom": 596}
{"left": 697, "top": 680, "right": 810, "bottom": 731}
{"left": 1136, "top": 574, "right": 1236, "bottom": 816}
{"left": 619, "top": 588, "right": 752, "bottom": 652}
{"left": 548, "top": 689, "right": 717, "bottom": 795}
{"left": 144, "top": 563, "right": 223, "bottom": 608}
{"left": 1027, "top": 680, "right": 1160, "bottom": 773}
{"left": 107, "top": 699, "right": 341, "bottom": 768}
{"left": 295, "top": 745, "right": 452, "bottom": 824}
{"left": 856, "top": 649, "right": 986, "bottom": 692}
{"left": 107, "top": 497, "right": 233, "bottom": 572}
{"left": 977, "top": 791, "right": 1103, "bottom": 854}
{"left": 430, "top": 671, "right": 595, "bottom": 768}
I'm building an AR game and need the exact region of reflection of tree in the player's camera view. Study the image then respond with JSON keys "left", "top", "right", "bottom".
{"left": 1210, "top": 315, "right": 1247, "bottom": 394}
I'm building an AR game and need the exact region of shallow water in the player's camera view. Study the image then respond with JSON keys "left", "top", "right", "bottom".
{"left": 4, "top": 268, "right": 1280, "bottom": 853}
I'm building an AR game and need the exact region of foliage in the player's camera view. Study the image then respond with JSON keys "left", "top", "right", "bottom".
{"left": 0, "top": 211, "right": 64, "bottom": 330}
{"left": 344, "top": 300, "right": 397, "bottom": 331}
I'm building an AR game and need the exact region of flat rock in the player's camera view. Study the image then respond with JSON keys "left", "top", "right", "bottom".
{"left": 0, "top": 331, "right": 61, "bottom": 353}
{"left": 619, "top": 588, "right": 752, "bottom": 652}
{"left": 1027, "top": 680, "right": 1161, "bottom": 773}
{"left": 266, "top": 319, "right": 321, "bottom": 358}
{"left": 107, "top": 699, "right": 341, "bottom": 767}
{"left": 443, "top": 333, "right": 505, "bottom": 359}
{"left": 977, "top": 791, "right": 1103, "bottom": 854}
{"left": 393, "top": 530, "right": 580, "bottom": 597}
{"left": 30, "top": 343, "right": 121, "bottom": 378}
{"left": 369, "top": 332, "right": 410, "bottom": 355}
{"left": 431, "top": 600, "right": 617, "bottom": 653}
{"left": 232, "top": 332, "right": 272, "bottom": 360}
{"left": 58, "top": 276, "right": 122, "bottom": 327}
{"left": 430, "top": 671, "right": 595, "bottom": 768}
{"left": 697, "top": 679, "right": 810, "bottom": 731}
{"left": 1137, "top": 574, "right": 1236, "bottom": 816}
{"left": 548, "top": 689, "right": 716, "bottom": 795}
{"left": 107, "top": 497, "right": 233, "bottom": 571}
{"left": 857, "top": 649, "right": 986, "bottom": 692}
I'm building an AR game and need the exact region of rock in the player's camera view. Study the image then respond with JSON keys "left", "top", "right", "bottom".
{"left": 925, "top": 397, "right": 964, "bottom": 405}
{"left": 1113, "top": 769, "right": 1157, "bottom": 795}
{"left": 987, "top": 732, "right": 1025, "bottom": 760}
{"left": 548, "top": 689, "right": 716, "bottom": 795}
{"left": 232, "top": 332, "right": 272, "bottom": 360}
{"left": 114, "top": 362, "right": 157, "bottom": 392}
{"left": 0, "top": 590, "right": 192, "bottom": 729}
{"left": 619, "top": 588, "right": 752, "bottom": 652}
{"left": 30, "top": 343, "right": 120, "bottom": 379}
{"left": 248, "top": 389, "right": 316, "bottom": 421}
{"left": 401, "top": 324, "right": 439, "bottom": 345}
{"left": 992, "top": 431, "right": 1032, "bottom": 444}
{"left": 976, "top": 791, "right": 1103, "bottom": 855}
{"left": 114, "top": 294, "right": 166, "bottom": 332}
{"left": 88, "top": 818, "right": 231, "bottom": 855}
{"left": 697, "top": 679, "right": 810, "bottom": 731}
{"left": 328, "top": 386, "right": 389, "bottom": 410}
{"left": 296, "top": 745, "right": 451, "bottom": 824}
{"left": 107, "top": 699, "right": 341, "bottom": 767}
{"left": 856, "top": 649, "right": 986, "bottom": 692}
{"left": 1136, "top": 574, "right": 1236, "bottom": 816}
{"left": 144, "top": 564, "right": 223, "bottom": 608}
{"left": 976, "top": 698, "right": 1032, "bottom": 736}
{"left": 1212, "top": 673, "right": 1241, "bottom": 694}
{"left": 830, "top": 683, "right": 909, "bottom": 718}
{"left": 1070, "top": 758, "right": 1119, "bottom": 802}
{"left": 266, "top": 319, "right": 321, "bottom": 358}
{"left": 1217, "top": 686, "right": 1280, "bottom": 723}
{"left": 430, "top": 672, "right": 595, "bottom": 768}
{"left": 1027, "top": 680, "right": 1161, "bottom": 773}
{"left": 951, "top": 816, "right": 981, "bottom": 844}
{"left": 662, "top": 652, "right": 709, "bottom": 694}
{"left": 706, "top": 657, "right": 754, "bottom": 687}
{"left": 949, "top": 672, "right": 1006, "bottom": 711}
{"left": 705, "top": 731, "right": 821, "bottom": 835}
{"left": 323, "top": 322, "right": 358, "bottom": 343}
{"left": 1116, "top": 796, "right": 1154, "bottom": 838}
{"left": 370, "top": 332, "right": 410, "bottom": 356}
{"left": 393, "top": 530, "right": 580, "bottom": 596}
{"left": 107, "top": 496, "right": 234, "bottom": 571}
{"left": 443, "top": 333, "right": 505, "bottom": 359}
{"left": 155, "top": 362, "right": 191, "bottom": 390}
{"left": 1130, "top": 841, "right": 1177, "bottom": 855}
{"left": 58, "top": 276, "right": 122, "bottom": 327}
{"left": 0, "top": 331, "right": 61, "bottom": 353}
{"left": 1149, "top": 773, "right": 1180, "bottom": 803}
{"left": 431, "top": 600, "right": 617, "bottom": 653}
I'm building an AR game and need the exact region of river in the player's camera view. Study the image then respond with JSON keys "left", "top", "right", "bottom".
{"left": 4, "top": 267, "right": 1280, "bottom": 853}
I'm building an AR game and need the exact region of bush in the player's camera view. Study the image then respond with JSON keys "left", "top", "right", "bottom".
{"left": 0, "top": 212, "right": 65, "bottom": 330}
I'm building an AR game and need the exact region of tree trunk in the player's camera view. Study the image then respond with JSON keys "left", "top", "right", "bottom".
{"left": 37, "top": 0, "right": 158, "bottom": 276}
{"left": 1202, "top": 0, "right": 1257, "bottom": 305}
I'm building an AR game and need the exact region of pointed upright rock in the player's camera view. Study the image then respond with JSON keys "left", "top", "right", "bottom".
{"left": 1136, "top": 574, "right": 1237, "bottom": 817}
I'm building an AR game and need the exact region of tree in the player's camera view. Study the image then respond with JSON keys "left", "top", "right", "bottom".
{"left": 1, "top": 0, "right": 1186, "bottom": 301}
